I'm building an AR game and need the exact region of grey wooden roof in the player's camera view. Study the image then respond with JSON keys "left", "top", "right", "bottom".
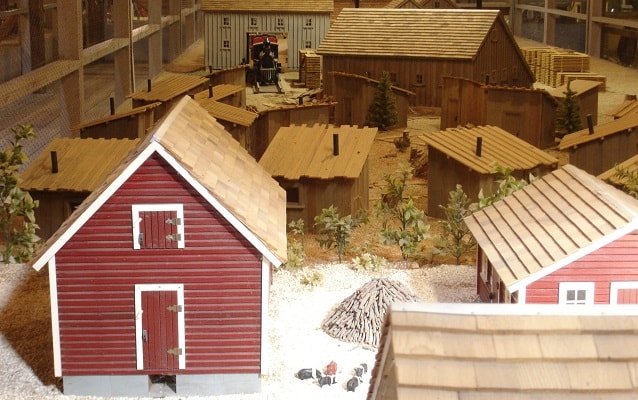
{"left": 368, "top": 302, "right": 638, "bottom": 400}
{"left": 201, "top": 0, "right": 333, "bottom": 12}
{"left": 259, "top": 124, "right": 377, "bottom": 180}
{"left": 416, "top": 125, "right": 558, "bottom": 174}
{"left": 317, "top": 8, "right": 501, "bottom": 59}
{"left": 558, "top": 112, "right": 638, "bottom": 149}
{"left": 464, "top": 164, "right": 638, "bottom": 292}
{"left": 30, "top": 96, "right": 287, "bottom": 271}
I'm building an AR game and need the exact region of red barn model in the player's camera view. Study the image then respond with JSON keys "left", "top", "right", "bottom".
{"left": 465, "top": 164, "right": 638, "bottom": 305}
{"left": 28, "top": 96, "right": 287, "bottom": 397}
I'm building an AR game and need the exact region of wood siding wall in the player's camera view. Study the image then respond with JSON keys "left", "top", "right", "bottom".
{"left": 204, "top": 12, "right": 330, "bottom": 70}
{"left": 54, "top": 154, "right": 263, "bottom": 376}
{"left": 524, "top": 231, "right": 638, "bottom": 304}
{"left": 567, "top": 129, "right": 638, "bottom": 176}
{"left": 32, "top": 191, "right": 88, "bottom": 241}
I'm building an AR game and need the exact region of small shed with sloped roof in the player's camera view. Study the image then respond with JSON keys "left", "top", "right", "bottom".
{"left": 259, "top": 123, "right": 377, "bottom": 227}
{"left": 28, "top": 96, "right": 286, "bottom": 398}
{"left": 368, "top": 302, "right": 638, "bottom": 400}
{"left": 317, "top": 8, "right": 534, "bottom": 107}
{"left": 548, "top": 79, "right": 601, "bottom": 129}
{"left": 558, "top": 112, "right": 638, "bottom": 176}
{"left": 416, "top": 125, "right": 558, "bottom": 219}
{"left": 74, "top": 102, "right": 161, "bottom": 139}
{"left": 441, "top": 76, "right": 558, "bottom": 149}
{"left": 330, "top": 72, "right": 414, "bottom": 128}
{"left": 20, "top": 138, "right": 139, "bottom": 240}
{"left": 465, "top": 164, "right": 638, "bottom": 304}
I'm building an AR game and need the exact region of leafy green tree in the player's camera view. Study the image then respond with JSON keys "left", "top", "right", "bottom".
{"left": 0, "top": 124, "right": 40, "bottom": 263}
{"left": 314, "top": 205, "right": 367, "bottom": 262}
{"left": 437, "top": 184, "right": 475, "bottom": 264}
{"left": 365, "top": 71, "right": 399, "bottom": 131}
{"left": 473, "top": 164, "right": 535, "bottom": 210}
{"left": 555, "top": 80, "right": 583, "bottom": 138}
{"left": 284, "top": 219, "right": 305, "bottom": 271}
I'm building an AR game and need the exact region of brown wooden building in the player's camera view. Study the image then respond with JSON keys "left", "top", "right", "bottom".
{"left": 74, "top": 103, "right": 161, "bottom": 139}
{"left": 558, "top": 112, "right": 638, "bottom": 176}
{"left": 259, "top": 123, "right": 377, "bottom": 227}
{"left": 368, "top": 302, "right": 638, "bottom": 399}
{"left": 417, "top": 125, "right": 558, "bottom": 219}
{"left": 20, "top": 138, "right": 140, "bottom": 240}
{"left": 317, "top": 8, "right": 534, "bottom": 107}
{"left": 28, "top": 96, "right": 287, "bottom": 397}
{"left": 548, "top": 79, "right": 601, "bottom": 129}
{"left": 331, "top": 72, "right": 414, "bottom": 128}
{"left": 385, "top": 0, "right": 459, "bottom": 8}
{"left": 441, "top": 76, "right": 557, "bottom": 149}
{"left": 465, "top": 164, "right": 638, "bottom": 305}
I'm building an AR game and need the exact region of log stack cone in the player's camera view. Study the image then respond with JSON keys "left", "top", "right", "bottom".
{"left": 321, "top": 278, "right": 420, "bottom": 348}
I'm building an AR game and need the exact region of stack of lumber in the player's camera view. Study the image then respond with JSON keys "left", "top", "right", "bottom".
{"left": 556, "top": 72, "right": 606, "bottom": 90}
{"left": 299, "top": 50, "right": 322, "bottom": 89}
{"left": 522, "top": 46, "right": 599, "bottom": 88}
{"left": 322, "top": 278, "right": 420, "bottom": 348}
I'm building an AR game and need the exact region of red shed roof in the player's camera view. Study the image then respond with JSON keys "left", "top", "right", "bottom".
{"left": 464, "top": 164, "right": 638, "bottom": 292}
{"left": 30, "top": 96, "right": 287, "bottom": 271}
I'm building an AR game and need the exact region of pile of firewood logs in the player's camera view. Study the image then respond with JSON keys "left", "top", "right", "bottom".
{"left": 322, "top": 278, "right": 420, "bottom": 348}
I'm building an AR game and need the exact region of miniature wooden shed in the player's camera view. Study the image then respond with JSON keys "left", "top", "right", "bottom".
{"left": 128, "top": 73, "right": 211, "bottom": 119}
{"left": 201, "top": 0, "right": 333, "bottom": 70}
{"left": 465, "top": 164, "right": 638, "bottom": 305}
{"left": 548, "top": 79, "right": 601, "bottom": 128}
{"left": 417, "top": 125, "right": 558, "bottom": 219}
{"left": 20, "top": 138, "right": 140, "bottom": 240}
{"left": 558, "top": 112, "right": 638, "bottom": 176}
{"left": 317, "top": 9, "right": 534, "bottom": 107}
{"left": 259, "top": 123, "right": 377, "bottom": 227}
{"left": 441, "top": 76, "right": 557, "bottom": 149}
{"left": 28, "top": 96, "right": 287, "bottom": 398}
{"left": 330, "top": 72, "right": 414, "bottom": 128}
{"left": 74, "top": 102, "right": 161, "bottom": 139}
{"left": 368, "top": 302, "right": 638, "bottom": 399}
{"left": 608, "top": 96, "right": 638, "bottom": 119}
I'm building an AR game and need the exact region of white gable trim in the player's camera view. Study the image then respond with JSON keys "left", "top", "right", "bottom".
{"left": 48, "top": 256, "right": 62, "bottom": 376}
{"left": 509, "top": 221, "right": 638, "bottom": 293}
{"left": 154, "top": 145, "right": 283, "bottom": 266}
{"left": 31, "top": 143, "right": 160, "bottom": 271}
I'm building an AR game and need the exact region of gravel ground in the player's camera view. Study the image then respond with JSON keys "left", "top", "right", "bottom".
{"left": 0, "top": 262, "right": 477, "bottom": 400}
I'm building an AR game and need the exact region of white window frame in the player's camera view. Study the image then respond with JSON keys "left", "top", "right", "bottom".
{"left": 558, "top": 282, "right": 595, "bottom": 305}
{"left": 610, "top": 281, "right": 638, "bottom": 304}
{"left": 131, "top": 204, "right": 185, "bottom": 250}
{"left": 135, "top": 283, "right": 186, "bottom": 370}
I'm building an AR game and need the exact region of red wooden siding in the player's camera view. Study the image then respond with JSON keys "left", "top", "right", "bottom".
{"left": 617, "top": 288, "right": 638, "bottom": 304}
{"left": 55, "top": 153, "right": 263, "bottom": 375}
{"left": 525, "top": 231, "right": 638, "bottom": 304}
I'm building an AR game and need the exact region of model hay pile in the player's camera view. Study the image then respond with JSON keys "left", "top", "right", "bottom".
{"left": 322, "top": 278, "right": 420, "bottom": 348}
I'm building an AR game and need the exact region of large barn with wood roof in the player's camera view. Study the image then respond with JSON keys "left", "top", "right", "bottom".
{"left": 416, "top": 125, "right": 558, "bottom": 219}
{"left": 317, "top": 8, "right": 535, "bottom": 107}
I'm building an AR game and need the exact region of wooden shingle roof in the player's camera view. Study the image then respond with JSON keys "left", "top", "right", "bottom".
{"left": 128, "top": 73, "right": 210, "bottom": 102}
{"left": 464, "top": 164, "right": 638, "bottom": 292}
{"left": 20, "top": 138, "right": 139, "bottom": 192}
{"left": 195, "top": 98, "right": 258, "bottom": 127}
{"left": 201, "top": 0, "right": 333, "bottom": 12}
{"left": 72, "top": 102, "right": 161, "bottom": 132}
{"left": 259, "top": 124, "right": 377, "bottom": 180}
{"left": 30, "top": 96, "right": 287, "bottom": 271}
{"left": 317, "top": 8, "right": 501, "bottom": 59}
{"left": 416, "top": 125, "right": 558, "bottom": 173}
{"left": 368, "top": 302, "right": 638, "bottom": 400}
{"left": 558, "top": 112, "right": 638, "bottom": 149}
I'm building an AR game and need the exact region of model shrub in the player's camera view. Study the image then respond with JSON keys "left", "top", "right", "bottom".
{"left": 366, "top": 71, "right": 399, "bottom": 131}
{"left": 555, "top": 81, "right": 583, "bottom": 138}
{"left": 314, "top": 205, "right": 367, "bottom": 262}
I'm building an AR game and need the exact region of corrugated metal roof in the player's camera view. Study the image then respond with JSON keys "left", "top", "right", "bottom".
{"left": 195, "top": 97, "right": 258, "bottom": 127}
{"left": 201, "top": 0, "right": 333, "bottom": 12}
{"left": 259, "top": 124, "right": 377, "bottom": 180}
{"left": 599, "top": 153, "right": 638, "bottom": 185}
{"left": 316, "top": 8, "right": 500, "bottom": 59}
{"left": 558, "top": 112, "right": 638, "bottom": 149}
{"left": 20, "top": 138, "right": 139, "bottom": 192}
{"left": 72, "top": 102, "right": 162, "bottom": 131}
{"left": 416, "top": 125, "right": 558, "bottom": 173}
{"left": 464, "top": 164, "right": 638, "bottom": 290}
{"left": 368, "top": 302, "right": 638, "bottom": 400}
{"left": 30, "top": 96, "right": 287, "bottom": 271}
{"left": 128, "top": 73, "right": 210, "bottom": 102}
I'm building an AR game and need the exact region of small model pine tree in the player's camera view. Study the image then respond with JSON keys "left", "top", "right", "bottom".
{"left": 555, "top": 81, "right": 583, "bottom": 138}
{"left": 366, "top": 71, "right": 399, "bottom": 131}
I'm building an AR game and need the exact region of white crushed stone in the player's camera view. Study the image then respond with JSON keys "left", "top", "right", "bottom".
{"left": 0, "top": 262, "right": 477, "bottom": 400}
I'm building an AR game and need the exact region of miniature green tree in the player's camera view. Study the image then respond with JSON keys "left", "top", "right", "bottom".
{"left": 613, "top": 165, "right": 638, "bottom": 199}
{"left": 314, "top": 205, "right": 367, "bottom": 262}
{"left": 284, "top": 219, "right": 305, "bottom": 271}
{"left": 365, "top": 71, "right": 399, "bottom": 131}
{"left": 555, "top": 81, "right": 583, "bottom": 138}
{"left": 436, "top": 184, "right": 476, "bottom": 264}
{"left": 0, "top": 124, "right": 40, "bottom": 264}
{"left": 474, "top": 163, "right": 535, "bottom": 210}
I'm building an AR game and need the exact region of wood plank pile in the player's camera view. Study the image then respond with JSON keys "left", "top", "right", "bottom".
{"left": 322, "top": 278, "right": 420, "bottom": 348}
{"left": 556, "top": 72, "right": 606, "bottom": 90}
{"left": 522, "top": 46, "right": 597, "bottom": 88}
{"left": 299, "top": 50, "right": 322, "bottom": 89}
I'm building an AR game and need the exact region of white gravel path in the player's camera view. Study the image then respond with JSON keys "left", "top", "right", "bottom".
{"left": 0, "top": 262, "right": 477, "bottom": 400}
